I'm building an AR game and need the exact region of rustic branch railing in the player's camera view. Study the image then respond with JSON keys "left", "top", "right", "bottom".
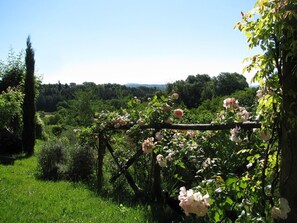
{"left": 97, "top": 121, "right": 261, "bottom": 201}
{"left": 104, "top": 122, "right": 261, "bottom": 131}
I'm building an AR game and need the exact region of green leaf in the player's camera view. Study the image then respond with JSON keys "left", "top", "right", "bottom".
{"left": 225, "top": 196, "right": 234, "bottom": 205}
{"left": 214, "top": 209, "right": 223, "bottom": 222}
{"left": 225, "top": 176, "right": 238, "bottom": 186}
{"left": 239, "top": 181, "right": 248, "bottom": 189}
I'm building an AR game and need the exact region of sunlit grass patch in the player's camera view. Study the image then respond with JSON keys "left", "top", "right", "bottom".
{"left": 0, "top": 142, "right": 148, "bottom": 223}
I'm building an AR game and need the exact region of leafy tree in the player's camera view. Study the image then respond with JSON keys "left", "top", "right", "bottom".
{"left": 0, "top": 88, "right": 24, "bottom": 132}
{"left": 215, "top": 72, "right": 249, "bottom": 96}
{"left": 22, "top": 36, "right": 36, "bottom": 155}
{"left": 237, "top": 0, "right": 297, "bottom": 221}
{"left": 0, "top": 50, "right": 25, "bottom": 154}
{"left": 0, "top": 88, "right": 24, "bottom": 154}
{"left": 168, "top": 73, "right": 249, "bottom": 109}
{"left": 0, "top": 49, "right": 25, "bottom": 92}
{"left": 72, "top": 90, "right": 94, "bottom": 126}
{"left": 168, "top": 74, "right": 213, "bottom": 108}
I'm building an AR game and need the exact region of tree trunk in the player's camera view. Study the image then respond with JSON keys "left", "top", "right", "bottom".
{"left": 280, "top": 68, "right": 297, "bottom": 221}
{"left": 280, "top": 8, "right": 297, "bottom": 221}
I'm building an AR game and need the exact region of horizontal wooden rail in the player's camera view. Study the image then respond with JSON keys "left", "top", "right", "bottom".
{"left": 105, "top": 121, "right": 261, "bottom": 131}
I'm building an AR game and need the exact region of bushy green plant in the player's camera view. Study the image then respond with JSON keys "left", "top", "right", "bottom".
{"left": 37, "top": 137, "right": 95, "bottom": 181}
{"left": 65, "top": 144, "right": 95, "bottom": 181}
{"left": 51, "top": 124, "right": 64, "bottom": 136}
{"left": 35, "top": 113, "right": 48, "bottom": 140}
{"left": 0, "top": 87, "right": 24, "bottom": 133}
{"left": 46, "top": 113, "right": 61, "bottom": 125}
{"left": 37, "top": 138, "right": 68, "bottom": 180}
{"left": 0, "top": 88, "right": 24, "bottom": 154}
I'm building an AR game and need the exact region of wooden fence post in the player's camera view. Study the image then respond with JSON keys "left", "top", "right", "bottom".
{"left": 97, "top": 131, "right": 105, "bottom": 193}
{"left": 151, "top": 129, "right": 162, "bottom": 203}
{"left": 152, "top": 151, "right": 162, "bottom": 203}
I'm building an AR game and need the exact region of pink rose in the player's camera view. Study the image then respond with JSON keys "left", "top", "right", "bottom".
{"left": 174, "top": 109, "right": 184, "bottom": 119}
{"left": 223, "top": 98, "right": 239, "bottom": 109}
{"left": 170, "top": 93, "right": 179, "bottom": 100}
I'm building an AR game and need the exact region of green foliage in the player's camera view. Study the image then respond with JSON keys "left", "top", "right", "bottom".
{"left": 215, "top": 72, "right": 249, "bottom": 97}
{"left": 46, "top": 113, "right": 61, "bottom": 125}
{"left": 0, "top": 49, "right": 25, "bottom": 92}
{"left": 167, "top": 74, "right": 212, "bottom": 108}
{"left": 37, "top": 138, "right": 67, "bottom": 180}
{"left": 71, "top": 90, "right": 94, "bottom": 126}
{"left": 35, "top": 113, "right": 48, "bottom": 140}
{"left": 64, "top": 144, "right": 95, "bottom": 181}
{"left": 235, "top": 0, "right": 296, "bottom": 128}
{"left": 36, "top": 82, "right": 162, "bottom": 112}
{"left": 188, "top": 88, "right": 257, "bottom": 123}
{"left": 167, "top": 73, "right": 249, "bottom": 108}
{"left": 37, "top": 138, "right": 96, "bottom": 181}
{"left": 0, "top": 87, "right": 24, "bottom": 131}
{"left": 0, "top": 49, "right": 26, "bottom": 148}
{"left": 236, "top": 0, "right": 297, "bottom": 221}
{"left": 51, "top": 125, "right": 64, "bottom": 136}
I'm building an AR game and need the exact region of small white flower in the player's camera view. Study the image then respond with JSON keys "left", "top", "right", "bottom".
{"left": 155, "top": 132, "right": 163, "bottom": 141}
{"left": 246, "top": 163, "right": 253, "bottom": 169}
{"left": 271, "top": 207, "right": 282, "bottom": 219}
{"left": 202, "top": 158, "right": 211, "bottom": 169}
{"left": 166, "top": 152, "right": 174, "bottom": 161}
{"left": 271, "top": 198, "right": 291, "bottom": 220}
{"left": 256, "top": 89, "right": 263, "bottom": 98}
{"left": 230, "top": 127, "right": 240, "bottom": 142}
{"left": 156, "top": 154, "right": 167, "bottom": 167}
{"left": 215, "top": 188, "right": 222, "bottom": 193}
{"left": 260, "top": 130, "right": 271, "bottom": 141}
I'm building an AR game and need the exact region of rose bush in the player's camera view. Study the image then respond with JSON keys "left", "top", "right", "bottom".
{"left": 93, "top": 93, "right": 282, "bottom": 222}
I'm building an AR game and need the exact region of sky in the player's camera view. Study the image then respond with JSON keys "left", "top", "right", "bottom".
{"left": 0, "top": 0, "right": 258, "bottom": 85}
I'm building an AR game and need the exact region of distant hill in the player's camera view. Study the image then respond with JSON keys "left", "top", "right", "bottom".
{"left": 125, "top": 83, "right": 167, "bottom": 90}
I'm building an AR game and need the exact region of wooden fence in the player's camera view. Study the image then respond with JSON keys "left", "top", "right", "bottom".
{"left": 96, "top": 122, "right": 261, "bottom": 202}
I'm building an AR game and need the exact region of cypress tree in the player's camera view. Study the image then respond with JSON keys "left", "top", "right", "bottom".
{"left": 22, "top": 36, "right": 36, "bottom": 155}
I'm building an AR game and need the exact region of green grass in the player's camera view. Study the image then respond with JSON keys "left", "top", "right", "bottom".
{"left": 0, "top": 141, "right": 149, "bottom": 223}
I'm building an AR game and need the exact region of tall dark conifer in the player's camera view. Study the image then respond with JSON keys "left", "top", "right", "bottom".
{"left": 22, "top": 36, "right": 36, "bottom": 155}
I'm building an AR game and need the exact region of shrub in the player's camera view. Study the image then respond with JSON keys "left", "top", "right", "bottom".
{"left": 35, "top": 113, "right": 48, "bottom": 140}
{"left": 51, "top": 124, "right": 63, "bottom": 136}
{"left": 37, "top": 138, "right": 68, "bottom": 180}
{"left": 47, "top": 113, "right": 61, "bottom": 125}
{"left": 65, "top": 144, "right": 95, "bottom": 181}
{"left": 37, "top": 138, "right": 95, "bottom": 181}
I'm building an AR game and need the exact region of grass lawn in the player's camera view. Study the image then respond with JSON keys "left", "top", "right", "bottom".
{"left": 0, "top": 141, "right": 149, "bottom": 223}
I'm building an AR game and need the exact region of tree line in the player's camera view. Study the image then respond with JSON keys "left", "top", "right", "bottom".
{"left": 36, "top": 72, "right": 249, "bottom": 112}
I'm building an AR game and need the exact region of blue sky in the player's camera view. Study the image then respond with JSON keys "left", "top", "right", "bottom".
{"left": 0, "top": 0, "right": 257, "bottom": 84}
